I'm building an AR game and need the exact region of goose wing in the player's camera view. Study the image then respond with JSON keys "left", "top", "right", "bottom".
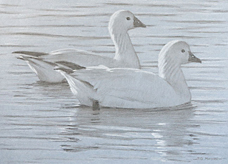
{"left": 14, "top": 48, "right": 117, "bottom": 68}
{"left": 73, "top": 67, "right": 176, "bottom": 108}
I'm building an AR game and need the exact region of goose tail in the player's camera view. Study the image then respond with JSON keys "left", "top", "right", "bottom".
{"left": 18, "top": 56, "right": 65, "bottom": 83}
{"left": 56, "top": 69, "right": 95, "bottom": 106}
{"left": 13, "top": 51, "right": 48, "bottom": 57}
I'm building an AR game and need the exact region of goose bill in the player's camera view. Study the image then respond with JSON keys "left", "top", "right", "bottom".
{"left": 188, "top": 51, "right": 202, "bottom": 63}
{"left": 133, "top": 16, "right": 146, "bottom": 28}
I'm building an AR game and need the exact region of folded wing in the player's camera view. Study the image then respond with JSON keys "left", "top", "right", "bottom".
{"left": 72, "top": 67, "right": 177, "bottom": 108}
{"left": 43, "top": 49, "right": 117, "bottom": 67}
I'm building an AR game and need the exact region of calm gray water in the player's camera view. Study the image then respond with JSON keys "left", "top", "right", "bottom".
{"left": 0, "top": 0, "right": 228, "bottom": 163}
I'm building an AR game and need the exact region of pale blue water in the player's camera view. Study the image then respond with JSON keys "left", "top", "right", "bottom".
{"left": 0, "top": 0, "right": 228, "bottom": 163}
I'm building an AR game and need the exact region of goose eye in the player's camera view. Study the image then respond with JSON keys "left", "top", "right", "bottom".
{"left": 181, "top": 49, "right": 185, "bottom": 53}
{"left": 126, "top": 17, "right": 131, "bottom": 20}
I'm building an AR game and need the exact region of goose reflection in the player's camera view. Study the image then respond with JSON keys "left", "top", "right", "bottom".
{"left": 58, "top": 104, "right": 198, "bottom": 162}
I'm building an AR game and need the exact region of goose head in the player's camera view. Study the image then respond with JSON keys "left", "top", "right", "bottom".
{"left": 109, "top": 10, "right": 146, "bottom": 34}
{"left": 159, "top": 40, "right": 201, "bottom": 67}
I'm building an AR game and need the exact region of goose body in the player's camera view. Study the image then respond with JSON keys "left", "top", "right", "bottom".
{"left": 14, "top": 10, "right": 146, "bottom": 83}
{"left": 58, "top": 40, "right": 201, "bottom": 109}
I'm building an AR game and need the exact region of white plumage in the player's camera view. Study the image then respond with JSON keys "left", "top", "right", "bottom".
{"left": 58, "top": 40, "right": 202, "bottom": 109}
{"left": 14, "top": 10, "right": 146, "bottom": 83}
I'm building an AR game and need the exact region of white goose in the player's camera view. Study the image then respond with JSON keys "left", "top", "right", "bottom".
{"left": 57, "top": 40, "right": 202, "bottom": 109}
{"left": 14, "top": 10, "right": 146, "bottom": 83}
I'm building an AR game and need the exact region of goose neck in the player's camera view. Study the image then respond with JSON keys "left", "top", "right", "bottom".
{"left": 110, "top": 32, "right": 140, "bottom": 68}
{"left": 158, "top": 60, "right": 191, "bottom": 100}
